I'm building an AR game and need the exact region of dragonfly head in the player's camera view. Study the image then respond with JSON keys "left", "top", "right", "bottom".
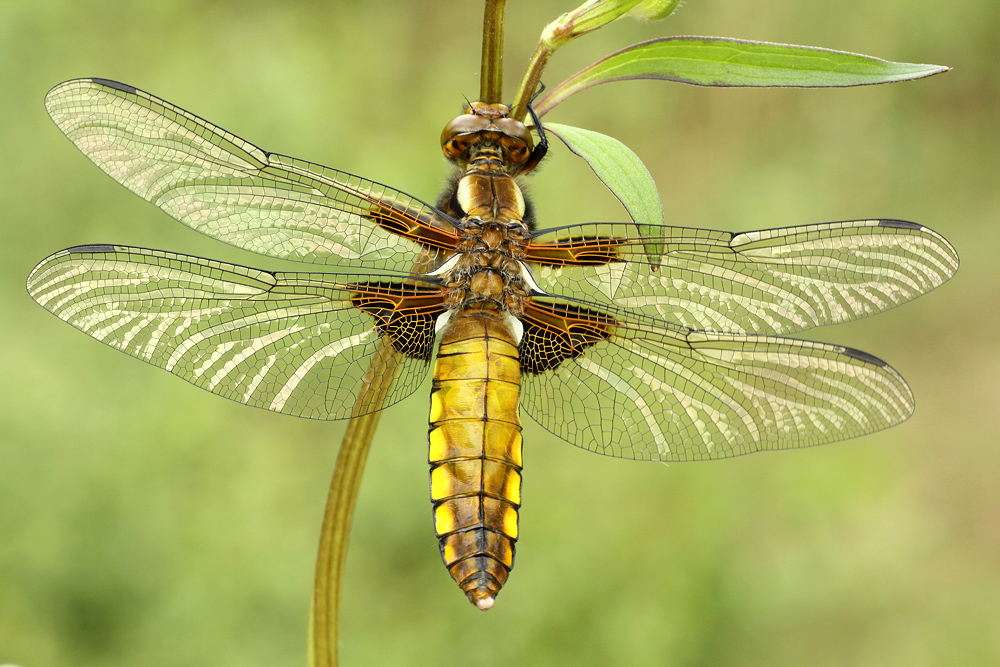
{"left": 441, "top": 102, "right": 541, "bottom": 173}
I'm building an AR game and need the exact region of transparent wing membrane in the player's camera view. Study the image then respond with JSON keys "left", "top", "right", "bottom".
{"left": 26, "top": 245, "right": 437, "bottom": 419}
{"left": 44, "top": 78, "right": 456, "bottom": 271}
{"left": 520, "top": 300, "right": 914, "bottom": 461}
{"left": 526, "top": 219, "right": 958, "bottom": 334}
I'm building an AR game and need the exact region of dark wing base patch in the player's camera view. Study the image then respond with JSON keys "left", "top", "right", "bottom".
{"left": 519, "top": 299, "right": 616, "bottom": 374}
{"left": 351, "top": 283, "right": 446, "bottom": 360}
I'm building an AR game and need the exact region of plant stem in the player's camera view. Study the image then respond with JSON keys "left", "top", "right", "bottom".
{"left": 308, "top": 340, "right": 401, "bottom": 667}
{"left": 511, "top": 41, "right": 552, "bottom": 122}
{"left": 481, "top": 0, "right": 507, "bottom": 103}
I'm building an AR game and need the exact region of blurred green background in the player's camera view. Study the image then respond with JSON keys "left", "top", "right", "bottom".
{"left": 1, "top": 1, "right": 997, "bottom": 665}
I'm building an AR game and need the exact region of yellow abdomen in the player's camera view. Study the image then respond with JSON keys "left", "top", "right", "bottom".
{"left": 429, "top": 307, "right": 522, "bottom": 610}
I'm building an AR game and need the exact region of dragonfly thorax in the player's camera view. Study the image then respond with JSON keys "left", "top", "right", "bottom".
{"left": 440, "top": 220, "right": 530, "bottom": 315}
{"left": 454, "top": 170, "right": 526, "bottom": 224}
{"left": 442, "top": 265, "right": 530, "bottom": 316}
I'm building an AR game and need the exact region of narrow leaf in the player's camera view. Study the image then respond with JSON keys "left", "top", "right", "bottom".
{"left": 545, "top": 122, "right": 664, "bottom": 259}
{"left": 537, "top": 36, "right": 949, "bottom": 115}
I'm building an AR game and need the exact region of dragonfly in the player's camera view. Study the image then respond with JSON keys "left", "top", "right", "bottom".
{"left": 28, "top": 78, "right": 958, "bottom": 610}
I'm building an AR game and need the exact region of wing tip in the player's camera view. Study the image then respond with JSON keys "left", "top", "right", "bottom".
{"left": 27, "top": 244, "right": 118, "bottom": 294}
{"left": 46, "top": 78, "right": 137, "bottom": 102}
{"left": 877, "top": 219, "right": 960, "bottom": 276}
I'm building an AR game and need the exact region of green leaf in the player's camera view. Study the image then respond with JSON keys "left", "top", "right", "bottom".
{"left": 536, "top": 37, "right": 949, "bottom": 115}
{"left": 544, "top": 122, "right": 664, "bottom": 259}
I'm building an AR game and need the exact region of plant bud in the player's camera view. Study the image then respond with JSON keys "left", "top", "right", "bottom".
{"left": 542, "top": 0, "right": 645, "bottom": 48}
{"left": 628, "top": 0, "right": 681, "bottom": 21}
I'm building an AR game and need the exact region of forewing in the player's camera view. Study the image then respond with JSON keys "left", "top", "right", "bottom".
{"left": 26, "top": 245, "right": 445, "bottom": 419}
{"left": 525, "top": 219, "right": 958, "bottom": 334}
{"left": 44, "top": 78, "right": 458, "bottom": 271}
{"left": 519, "top": 299, "right": 913, "bottom": 461}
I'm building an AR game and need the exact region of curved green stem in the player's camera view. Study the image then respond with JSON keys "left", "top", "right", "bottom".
{"left": 511, "top": 42, "right": 551, "bottom": 122}
{"left": 308, "top": 340, "right": 401, "bottom": 667}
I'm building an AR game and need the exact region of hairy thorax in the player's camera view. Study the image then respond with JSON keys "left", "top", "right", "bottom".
{"left": 439, "top": 143, "right": 533, "bottom": 317}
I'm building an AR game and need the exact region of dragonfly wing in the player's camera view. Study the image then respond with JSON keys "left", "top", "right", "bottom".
{"left": 27, "top": 245, "right": 445, "bottom": 419}
{"left": 525, "top": 219, "right": 958, "bottom": 334}
{"left": 518, "top": 298, "right": 913, "bottom": 461}
{"left": 44, "top": 78, "right": 457, "bottom": 272}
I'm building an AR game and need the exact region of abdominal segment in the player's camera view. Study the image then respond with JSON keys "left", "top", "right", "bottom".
{"left": 428, "top": 308, "right": 522, "bottom": 610}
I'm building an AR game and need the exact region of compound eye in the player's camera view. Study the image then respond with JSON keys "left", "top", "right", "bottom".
{"left": 440, "top": 113, "right": 491, "bottom": 156}
{"left": 494, "top": 117, "right": 534, "bottom": 150}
